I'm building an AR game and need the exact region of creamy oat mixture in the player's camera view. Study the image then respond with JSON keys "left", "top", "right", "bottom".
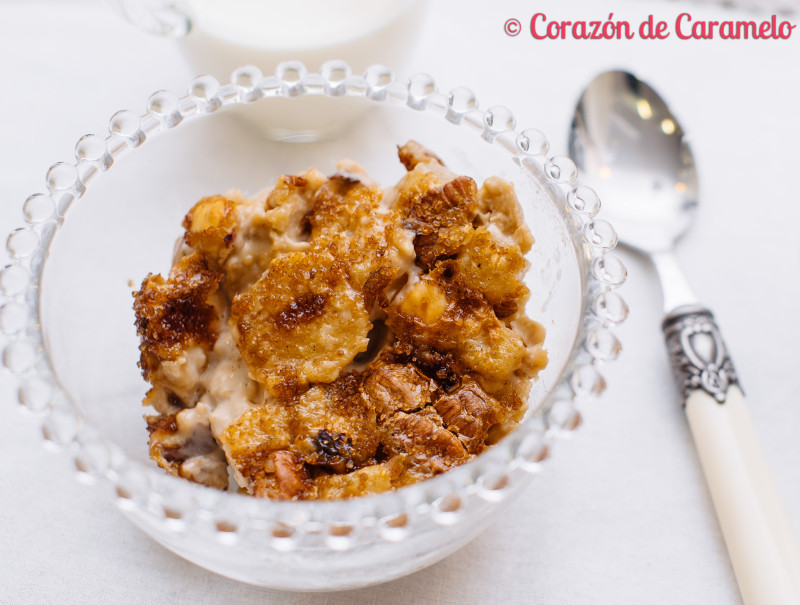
{"left": 133, "top": 141, "right": 547, "bottom": 500}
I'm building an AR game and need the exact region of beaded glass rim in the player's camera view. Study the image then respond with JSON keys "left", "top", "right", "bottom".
{"left": 0, "top": 60, "right": 627, "bottom": 547}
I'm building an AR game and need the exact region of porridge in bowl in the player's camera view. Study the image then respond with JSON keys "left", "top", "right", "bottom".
{"left": 133, "top": 140, "right": 547, "bottom": 500}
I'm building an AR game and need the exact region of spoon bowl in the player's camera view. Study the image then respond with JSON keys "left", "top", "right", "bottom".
{"left": 570, "top": 70, "right": 698, "bottom": 254}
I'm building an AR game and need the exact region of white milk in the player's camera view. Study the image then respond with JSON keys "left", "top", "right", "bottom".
{"left": 177, "top": 0, "right": 427, "bottom": 140}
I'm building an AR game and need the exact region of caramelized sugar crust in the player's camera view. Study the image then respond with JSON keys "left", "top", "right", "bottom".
{"left": 133, "top": 141, "right": 547, "bottom": 499}
{"left": 133, "top": 252, "right": 220, "bottom": 379}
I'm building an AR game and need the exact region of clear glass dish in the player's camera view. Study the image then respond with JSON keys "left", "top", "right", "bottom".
{"left": 0, "top": 61, "right": 627, "bottom": 591}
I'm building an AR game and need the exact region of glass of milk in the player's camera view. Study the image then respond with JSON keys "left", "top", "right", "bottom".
{"left": 112, "top": 0, "right": 428, "bottom": 141}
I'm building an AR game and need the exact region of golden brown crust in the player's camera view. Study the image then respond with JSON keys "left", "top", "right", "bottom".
{"left": 313, "top": 462, "right": 395, "bottom": 499}
{"left": 182, "top": 195, "right": 238, "bottom": 265}
{"left": 219, "top": 372, "right": 380, "bottom": 498}
{"left": 387, "top": 266, "right": 527, "bottom": 386}
{"left": 231, "top": 249, "right": 371, "bottom": 395}
{"left": 135, "top": 140, "right": 547, "bottom": 500}
{"left": 455, "top": 227, "right": 529, "bottom": 318}
{"left": 291, "top": 375, "right": 379, "bottom": 470}
{"left": 477, "top": 177, "right": 534, "bottom": 253}
{"left": 398, "top": 140, "right": 444, "bottom": 171}
{"left": 404, "top": 176, "right": 479, "bottom": 271}
{"left": 308, "top": 174, "right": 381, "bottom": 240}
{"left": 133, "top": 252, "right": 221, "bottom": 379}
{"left": 261, "top": 171, "right": 326, "bottom": 244}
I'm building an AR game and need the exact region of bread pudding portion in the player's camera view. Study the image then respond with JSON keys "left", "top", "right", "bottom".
{"left": 133, "top": 141, "right": 547, "bottom": 500}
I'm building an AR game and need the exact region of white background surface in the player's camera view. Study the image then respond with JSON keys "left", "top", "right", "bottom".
{"left": 2, "top": 1, "right": 799, "bottom": 603}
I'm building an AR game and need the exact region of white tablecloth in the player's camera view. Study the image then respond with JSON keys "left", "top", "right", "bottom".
{"left": 2, "top": 1, "right": 799, "bottom": 603}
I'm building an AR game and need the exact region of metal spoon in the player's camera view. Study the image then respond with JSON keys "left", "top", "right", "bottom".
{"left": 569, "top": 70, "right": 800, "bottom": 605}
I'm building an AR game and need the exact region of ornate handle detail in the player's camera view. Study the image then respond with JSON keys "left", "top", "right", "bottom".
{"left": 662, "top": 305, "right": 738, "bottom": 404}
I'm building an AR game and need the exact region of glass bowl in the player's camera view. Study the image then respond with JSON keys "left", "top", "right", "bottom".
{"left": 1, "top": 61, "right": 627, "bottom": 591}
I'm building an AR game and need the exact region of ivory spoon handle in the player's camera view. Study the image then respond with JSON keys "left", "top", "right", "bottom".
{"left": 664, "top": 307, "right": 800, "bottom": 605}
